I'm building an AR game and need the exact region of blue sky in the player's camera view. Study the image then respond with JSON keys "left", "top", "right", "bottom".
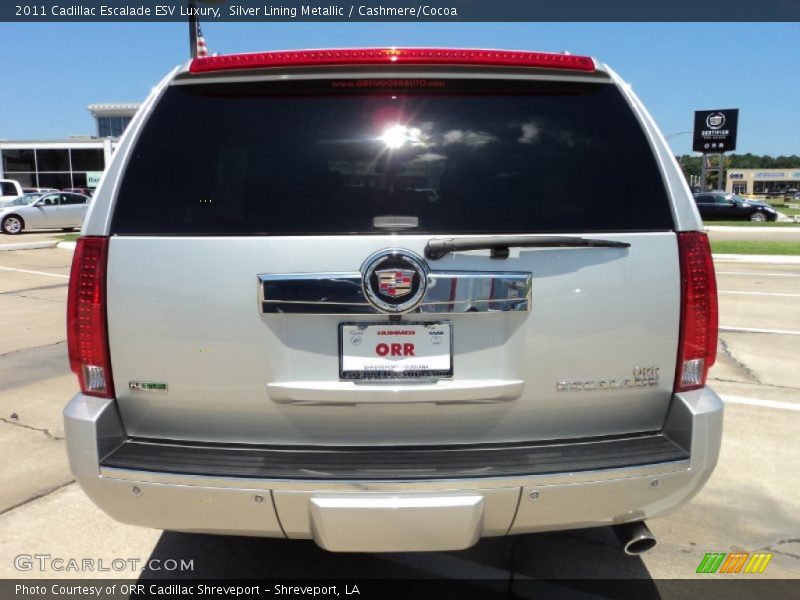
{"left": 1, "top": 22, "right": 798, "bottom": 156}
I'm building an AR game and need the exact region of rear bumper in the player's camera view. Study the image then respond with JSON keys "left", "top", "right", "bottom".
{"left": 65, "top": 388, "right": 723, "bottom": 552}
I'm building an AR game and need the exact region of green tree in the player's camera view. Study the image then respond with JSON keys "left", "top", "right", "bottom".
{"left": 675, "top": 153, "right": 800, "bottom": 189}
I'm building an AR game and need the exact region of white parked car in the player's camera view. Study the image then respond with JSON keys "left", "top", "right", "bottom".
{"left": 1, "top": 191, "right": 90, "bottom": 234}
{"left": 64, "top": 47, "right": 722, "bottom": 555}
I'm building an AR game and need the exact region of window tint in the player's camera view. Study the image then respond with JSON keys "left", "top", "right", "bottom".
{"left": 1, "top": 182, "right": 18, "bottom": 196}
{"left": 61, "top": 193, "right": 87, "bottom": 205}
{"left": 714, "top": 195, "right": 732, "bottom": 205}
{"left": 694, "top": 195, "right": 711, "bottom": 204}
{"left": 2, "top": 150, "right": 35, "bottom": 172}
{"left": 113, "top": 79, "right": 673, "bottom": 235}
{"left": 71, "top": 149, "right": 104, "bottom": 171}
{"left": 36, "top": 150, "right": 70, "bottom": 171}
{"left": 38, "top": 173, "right": 71, "bottom": 190}
{"left": 40, "top": 194, "right": 59, "bottom": 206}
{"left": 98, "top": 116, "right": 132, "bottom": 138}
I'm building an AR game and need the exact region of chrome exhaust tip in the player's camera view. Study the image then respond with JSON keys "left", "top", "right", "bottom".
{"left": 613, "top": 521, "right": 658, "bottom": 556}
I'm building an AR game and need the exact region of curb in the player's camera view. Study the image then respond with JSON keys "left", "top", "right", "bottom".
{"left": 713, "top": 253, "right": 800, "bottom": 264}
{"left": 56, "top": 241, "right": 76, "bottom": 250}
{"left": 0, "top": 241, "right": 58, "bottom": 251}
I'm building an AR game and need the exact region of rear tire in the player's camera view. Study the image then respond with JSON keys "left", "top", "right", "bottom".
{"left": 1, "top": 215, "right": 24, "bottom": 235}
{"left": 750, "top": 211, "right": 767, "bottom": 222}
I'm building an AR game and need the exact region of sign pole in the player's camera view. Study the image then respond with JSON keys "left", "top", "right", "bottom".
{"left": 700, "top": 154, "right": 708, "bottom": 191}
{"left": 718, "top": 153, "right": 725, "bottom": 191}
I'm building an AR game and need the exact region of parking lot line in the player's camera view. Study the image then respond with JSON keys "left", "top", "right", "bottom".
{"left": 0, "top": 266, "right": 69, "bottom": 279}
{"left": 719, "top": 325, "right": 800, "bottom": 336}
{"left": 720, "top": 394, "right": 800, "bottom": 413}
{"left": 718, "top": 290, "right": 800, "bottom": 298}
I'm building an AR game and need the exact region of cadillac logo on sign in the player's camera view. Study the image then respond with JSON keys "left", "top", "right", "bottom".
{"left": 377, "top": 269, "right": 414, "bottom": 298}
{"left": 706, "top": 113, "right": 726, "bottom": 130}
{"left": 361, "top": 249, "right": 429, "bottom": 313}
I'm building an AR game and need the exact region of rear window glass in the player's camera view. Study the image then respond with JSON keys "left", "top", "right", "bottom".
{"left": 112, "top": 78, "right": 673, "bottom": 235}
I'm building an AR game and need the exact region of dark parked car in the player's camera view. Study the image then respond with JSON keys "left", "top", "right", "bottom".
{"left": 694, "top": 192, "right": 779, "bottom": 222}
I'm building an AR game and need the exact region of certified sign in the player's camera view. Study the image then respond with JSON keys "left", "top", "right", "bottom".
{"left": 693, "top": 109, "right": 738, "bottom": 152}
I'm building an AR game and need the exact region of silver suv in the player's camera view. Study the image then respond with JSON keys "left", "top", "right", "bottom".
{"left": 64, "top": 48, "right": 722, "bottom": 554}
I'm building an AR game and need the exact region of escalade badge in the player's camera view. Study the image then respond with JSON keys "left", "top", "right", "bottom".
{"left": 361, "top": 250, "right": 428, "bottom": 313}
{"left": 556, "top": 366, "right": 660, "bottom": 392}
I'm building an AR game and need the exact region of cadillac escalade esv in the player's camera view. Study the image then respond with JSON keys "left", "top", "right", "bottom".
{"left": 64, "top": 48, "right": 722, "bottom": 554}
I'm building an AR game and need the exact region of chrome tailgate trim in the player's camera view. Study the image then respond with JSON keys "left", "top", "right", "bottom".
{"left": 259, "top": 271, "right": 531, "bottom": 314}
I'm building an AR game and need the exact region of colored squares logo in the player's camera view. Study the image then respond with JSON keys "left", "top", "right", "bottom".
{"left": 697, "top": 552, "right": 772, "bottom": 574}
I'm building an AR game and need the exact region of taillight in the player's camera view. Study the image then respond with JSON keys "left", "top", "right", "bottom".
{"left": 189, "top": 48, "right": 596, "bottom": 74}
{"left": 674, "top": 231, "right": 718, "bottom": 392}
{"left": 67, "top": 236, "right": 114, "bottom": 398}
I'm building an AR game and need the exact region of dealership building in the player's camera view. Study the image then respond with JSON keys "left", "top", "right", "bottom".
{"left": 0, "top": 103, "right": 139, "bottom": 190}
{"left": 726, "top": 168, "right": 800, "bottom": 195}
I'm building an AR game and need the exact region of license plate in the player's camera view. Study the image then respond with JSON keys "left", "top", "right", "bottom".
{"left": 339, "top": 322, "right": 453, "bottom": 380}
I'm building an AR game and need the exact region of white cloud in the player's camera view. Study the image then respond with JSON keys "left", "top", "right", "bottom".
{"left": 518, "top": 122, "right": 541, "bottom": 144}
{"left": 442, "top": 129, "right": 498, "bottom": 147}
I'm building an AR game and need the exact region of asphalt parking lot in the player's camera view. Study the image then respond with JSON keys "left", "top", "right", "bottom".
{"left": 0, "top": 240, "right": 798, "bottom": 582}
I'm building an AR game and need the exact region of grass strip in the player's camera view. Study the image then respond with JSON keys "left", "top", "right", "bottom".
{"left": 711, "top": 240, "right": 800, "bottom": 255}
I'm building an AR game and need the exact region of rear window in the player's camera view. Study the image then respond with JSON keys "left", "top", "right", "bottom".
{"left": 112, "top": 78, "right": 673, "bottom": 235}
{"left": 1, "top": 182, "right": 19, "bottom": 196}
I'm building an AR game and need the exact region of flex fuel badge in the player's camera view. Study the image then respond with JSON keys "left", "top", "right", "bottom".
{"left": 129, "top": 381, "right": 168, "bottom": 392}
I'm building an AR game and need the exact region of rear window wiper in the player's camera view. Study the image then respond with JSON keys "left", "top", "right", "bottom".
{"left": 424, "top": 235, "right": 631, "bottom": 260}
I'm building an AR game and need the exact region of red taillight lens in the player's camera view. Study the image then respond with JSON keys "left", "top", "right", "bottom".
{"left": 189, "top": 48, "right": 596, "bottom": 74}
{"left": 67, "top": 236, "right": 114, "bottom": 398}
{"left": 674, "top": 231, "right": 718, "bottom": 393}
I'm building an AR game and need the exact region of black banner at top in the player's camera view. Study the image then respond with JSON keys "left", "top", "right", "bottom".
{"left": 3, "top": 0, "right": 800, "bottom": 22}
{"left": 3, "top": 579, "right": 800, "bottom": 600}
